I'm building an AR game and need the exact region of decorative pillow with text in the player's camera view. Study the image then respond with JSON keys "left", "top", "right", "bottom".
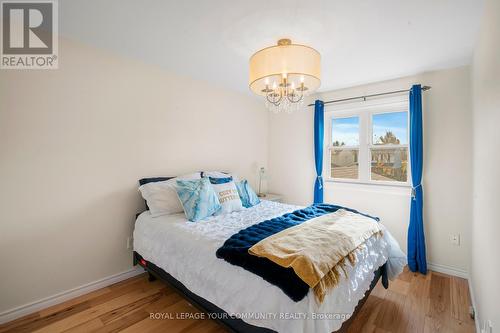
{"left": 210, "top": 180, "right": 243, "bottom": 215}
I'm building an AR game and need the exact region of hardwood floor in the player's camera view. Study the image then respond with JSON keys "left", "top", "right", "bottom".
{"left": 346, "top": 268, "right": 475, "bottom": 333}
{"left": 0, "top": 267, "right": 475, "bottom": 333}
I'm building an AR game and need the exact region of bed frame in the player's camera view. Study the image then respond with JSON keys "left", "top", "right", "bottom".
{"left": 133, "top": 251, "right": 388, "bottom": 333}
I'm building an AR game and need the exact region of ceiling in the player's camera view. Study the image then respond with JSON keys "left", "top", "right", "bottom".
{"left": 60, "top": 0, "right": 483, "bottom": 93}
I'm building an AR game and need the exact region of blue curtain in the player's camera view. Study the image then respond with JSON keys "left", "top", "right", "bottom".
{"left": 407, "top": 84, "right": 427, "bottom": 274}
{"left": 314, "top": 100, "right": 324, "bottom": 204}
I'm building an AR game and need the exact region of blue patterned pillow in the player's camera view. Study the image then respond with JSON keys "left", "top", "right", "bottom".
{"left": 209, "top": 176, "right": 233, "bottom": 184}
{"left": 236, "top": 180, "right": 261, "bottom": 208}
{"left": 175, "top": 178, "right": 221, "bottom": 222}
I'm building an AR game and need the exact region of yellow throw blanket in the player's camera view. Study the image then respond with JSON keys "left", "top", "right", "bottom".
{"left": 248, "top": 209, "right": 383, "bottom": 303}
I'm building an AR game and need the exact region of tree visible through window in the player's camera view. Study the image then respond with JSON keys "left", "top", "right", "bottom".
{"left": 371, "top": 112, "right": 408, "bottom": 182}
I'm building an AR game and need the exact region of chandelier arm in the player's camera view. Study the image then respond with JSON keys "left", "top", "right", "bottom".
{"left": 266, "top": 90, "right": 283, "bottom": 106}
{"left": 274, "top": 93, "right": 283, "bottom": 106}
{"left": 286, "top": 89, "right": 303, "bottom": 103}
{"left": 265, "top": 93, "right": 275, "bottom": 104}
{"left": 297, "top": 91, "right": 304, "bottom": 102}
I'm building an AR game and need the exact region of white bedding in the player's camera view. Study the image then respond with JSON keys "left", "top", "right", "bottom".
{"left": 133, "top": 200, "right": 405, "bottom": 333}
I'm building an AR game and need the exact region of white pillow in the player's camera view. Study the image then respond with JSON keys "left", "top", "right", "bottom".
{"left": 139, "top": 173, "right": 200, "bottom": 217}
{"left": 211, "top": 181, "right": 243, "bottom": 215}
{"left": 203, "top": 171, "right": 239, "bottom": 181}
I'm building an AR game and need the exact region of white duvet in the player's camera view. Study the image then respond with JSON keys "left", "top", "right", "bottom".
{"left": 133, "top": 200, "right": 406, "bottom": 333}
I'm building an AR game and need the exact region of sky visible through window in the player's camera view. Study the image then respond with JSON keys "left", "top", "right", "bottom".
{"left": 372, "top": 112, "right": 408, "bottom": 144}
{"left": 332, "top": 117, "right": 359, "bottom": 146}
{"left": 332, "top": 112, "right": 408, "bottom": 146}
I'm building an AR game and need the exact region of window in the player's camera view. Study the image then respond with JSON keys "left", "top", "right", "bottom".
{"left": 370, "top": 112, "right": 408, "bottom": 182}
{"left": 330, "top": 117, "right": 359, "bottom": 179}
{"left": 326, "top": 100, "right": 410, "bottom": 185}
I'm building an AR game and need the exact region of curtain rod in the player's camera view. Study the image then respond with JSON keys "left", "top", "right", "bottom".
{"left": 307, "top": 85, "right": 431, "bottom": 107}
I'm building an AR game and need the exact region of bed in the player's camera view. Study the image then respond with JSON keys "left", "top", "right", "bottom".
{"left": 133, "top": 199, "right": 405, "bottom": 333}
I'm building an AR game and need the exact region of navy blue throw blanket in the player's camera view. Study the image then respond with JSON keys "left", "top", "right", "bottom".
{"left": 216, "top": 203, "right": 380, "bottom": 302}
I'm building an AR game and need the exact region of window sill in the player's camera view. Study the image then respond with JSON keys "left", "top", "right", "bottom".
{"left": 325, "top": 178, "right": 411, "bottom": 189}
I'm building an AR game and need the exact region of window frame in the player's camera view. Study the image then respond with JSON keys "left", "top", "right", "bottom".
{"left": 325, "top": 97, "right": 412, "bottom": 187}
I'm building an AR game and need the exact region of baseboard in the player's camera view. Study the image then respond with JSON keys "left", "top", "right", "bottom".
{"left": 0, "top": 266, "right": 144, "bottom": 324}
{"left": 467, "top": 275, "right": 481, "bottom": 333}
{"left": 427, "top": 262, "right": 468, "bottom": 279}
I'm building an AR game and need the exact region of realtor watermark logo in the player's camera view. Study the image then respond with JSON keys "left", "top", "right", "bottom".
{"left": 1, "top": 0, "right": 58, "bottom": 69}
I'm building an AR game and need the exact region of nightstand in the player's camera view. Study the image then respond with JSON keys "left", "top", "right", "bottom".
{"left": 258, "top": 193, "right": 283, "bottom": 203}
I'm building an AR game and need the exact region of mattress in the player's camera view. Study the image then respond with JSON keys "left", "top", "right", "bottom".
{"left": 133, "top": 200, "right": 397, "bottom": 333}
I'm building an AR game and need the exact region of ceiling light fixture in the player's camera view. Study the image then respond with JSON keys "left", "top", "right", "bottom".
{"left": 249, "top": 39, "right": 321, "bottom": 113}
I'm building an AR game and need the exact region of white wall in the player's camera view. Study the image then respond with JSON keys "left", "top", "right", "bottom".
{"left": 268, "top": 66, "right": 472, "bottom": 274}
{"left": 0, "top": 38, "right": 268, "bottom": 314}
{"left": 470, "top": 0, "right": 500, "bottom": 329}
